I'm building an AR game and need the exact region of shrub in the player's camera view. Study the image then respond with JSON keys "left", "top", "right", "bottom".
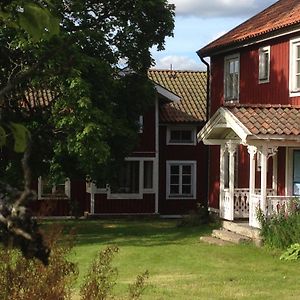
{"left": 178, "top": 204, "right": 210, "bottom": 227}
{"left": 280, "top": 243, "right": 300, "bottom": 261}
{"left": 80, "top": 246, "right": 149, "bottom": 300}
{"left": 258, "top": 204, "right": 300, "bottom": 249}
{"left": 0, "top": 224, "right": 78, "bottom": 300}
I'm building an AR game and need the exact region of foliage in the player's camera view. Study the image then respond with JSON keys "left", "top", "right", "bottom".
{"left": 0, "top": 224, "right": 78, "bottom": 300}
{"left": 0, "top": 0, "right": 174, "bottom": 261}
{"left": 280, "top": 243, "right": 300, "bottom": 261}
{"left": 178, "top": 204, "right": 210, "bottom": 227}
{"left": 258, "top": 201, "right": 300, "bottom": 249}
{"left": 80, "top": 245, "right": 149, "bottom": 300}
{"left": 128, "top": 270, "right": 149, "bottom": 300}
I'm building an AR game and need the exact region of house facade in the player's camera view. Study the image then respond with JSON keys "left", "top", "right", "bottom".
{"left": 198, "top": 0, "right": 300, "bottom": 227}
{"left": 33, "top": 70, "right": 208, "bottom": 216}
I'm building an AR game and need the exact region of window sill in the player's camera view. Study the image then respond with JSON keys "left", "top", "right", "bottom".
{"left": 289, "top": 90, "right": 300, "bottom": 97}
{"left": 107, "top": 193, "right": 143, "bottom": 200}
{"left": 166, "top": 196, "right": 196, "bottom": 200}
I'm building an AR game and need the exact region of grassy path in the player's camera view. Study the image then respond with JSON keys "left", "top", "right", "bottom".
{"left": 58, "top": 219, "right": 300, "bottom": 299}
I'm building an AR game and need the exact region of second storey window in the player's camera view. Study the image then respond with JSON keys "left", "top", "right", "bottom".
{"left": 167, "top": 126, "right": 196, "bottom": 145}
{"left": 259, "top": 46, "right": 270, "bottom": 83}
{"left": 290, "top": 37, "right": 300, "bottom": 96}
{"left": 224, "top": 54, "right": 240, "bottom": 101}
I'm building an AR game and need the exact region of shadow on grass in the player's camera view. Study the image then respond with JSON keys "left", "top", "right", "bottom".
{"left": 41, "top": 219, "right": 218, "bottom": 248}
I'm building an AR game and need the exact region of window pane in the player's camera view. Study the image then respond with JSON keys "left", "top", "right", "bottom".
{"left": 170, "top": 185, "right": 179, "bottom": 194}
{"left": 297, "top": 45, "right": 300, "bottom": 59}
{"left": 143, "top": 161, "right": 153, "bottom": 189}
{"left": 170, "top": 165, "right": 179, "bottom": 174}
{"left": 112, "top": 161, "right": 139, "bottom": 193}
{"left": 181, "top": 130, "right": 192, "bottom": 142}
{"left": 293, "top": 151, "right": 300, "bottom": 195}
{"left": 182, "top": 175, "right": 191, "bottom": 184}
{"left": 182, "top": 165, "right": 191, "bottom": 175}
{"left": 170, "top": 130, "right": 181, "bottom": 141}
{"left": 225, "top": 56, "right": 239, "bottom": 100}
{"left": 182, "top": 185, "right": 192, "bottom": 194}
{"left": 171, "top": 175, "right": 179, "bottom": 184}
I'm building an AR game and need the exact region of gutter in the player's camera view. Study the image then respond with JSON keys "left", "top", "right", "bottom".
{"left": 197, "top": 52, "right": 211, "bottom": 210}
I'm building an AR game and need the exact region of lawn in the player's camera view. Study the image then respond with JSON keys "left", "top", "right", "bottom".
{"left": 55, "top": 218, "right": 300, "bottom": 299}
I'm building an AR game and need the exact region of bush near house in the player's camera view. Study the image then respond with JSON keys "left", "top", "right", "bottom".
{"left": 258, "top": 201, "right": 300, "bottom": 250}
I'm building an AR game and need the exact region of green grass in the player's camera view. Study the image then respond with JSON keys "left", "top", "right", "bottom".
{"left": 53, "top": 218, "right": 300, "bottom": 299}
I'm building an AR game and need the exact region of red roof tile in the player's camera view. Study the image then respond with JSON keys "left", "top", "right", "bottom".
{"left": 199, "top": 0, "right": 300, "bottom": 56}
{"left": 226, "top": 104, "right": 300, "bottom": 136}
{"left": 148, "top": 69, "right": 207, "bottom": 123}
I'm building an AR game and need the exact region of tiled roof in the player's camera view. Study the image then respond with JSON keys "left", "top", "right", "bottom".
{"left": 199, "top": 0, "right": 300, "bottom": 56}
{"left": 226, "top": 104, "right": 300, "bottom": 136}
{"left": 148, "top": 69, "right": 207, "bottom": 123}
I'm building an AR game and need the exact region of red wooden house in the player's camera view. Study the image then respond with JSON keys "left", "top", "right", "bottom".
{"left": 34, "top": 70, "right": 208, "bottom": 216}
{"left": 197, "top": 0, "right": 300, "bottom": 227}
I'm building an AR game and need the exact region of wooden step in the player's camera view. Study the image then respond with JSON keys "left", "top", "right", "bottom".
{"left": 199, "top": 236, "right": 232, "bottom": 246}
{"left": 212, "top": 229, "right": 251, "bottom": 244}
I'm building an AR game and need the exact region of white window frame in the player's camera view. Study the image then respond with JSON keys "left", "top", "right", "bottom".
{"left": 166, "top": 161, "right": 197, "bottom": 200}
{"left": 166, "top": 126, "right": 197, "bottom": 145}
{"left": 224, "top": 53, "right": 240, "bottom": 102}
{"left": 289, "top": 37, "right": 300, "bottom": 97}
{"left": 107, "top": 157, "right": 155, "bottom": 199}
{"left": 259, "top": 46, "right": 270, "bottom": 83}
{"left": 38, "top": 177, "right": 71, "bottom": 200}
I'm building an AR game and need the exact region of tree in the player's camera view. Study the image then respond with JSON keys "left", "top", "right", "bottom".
{"left": 0, "top": 0, "right": 175, "bottom": 263}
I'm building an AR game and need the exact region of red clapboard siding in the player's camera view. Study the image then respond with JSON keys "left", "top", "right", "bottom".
{"left": 93, "top": 194, "right": 155, "bottom": 214}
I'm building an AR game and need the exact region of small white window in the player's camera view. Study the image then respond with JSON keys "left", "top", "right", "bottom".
{"left": 38, "top": 177, "right": 71, "bottom": 200}
{"left": 166, "top": 161, "right": 196, "bottom": 199}
{"left": 290, "top": 38, "right": 300, "bottom": 97}
{"left": 259, "top": 46, "right": 270, "bottom": 83}
{"left": 167, "top": 126, "right": 196, "bottom": 145}
{"left": 224, "top": 54, "right": 240, "bottom": 101}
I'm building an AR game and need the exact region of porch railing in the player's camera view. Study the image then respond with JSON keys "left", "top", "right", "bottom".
{"left": 267, "top": 196, "right": 299, "bottom": 215}
{"left": 230, "top": 188, "right": 276, "bottom": 218}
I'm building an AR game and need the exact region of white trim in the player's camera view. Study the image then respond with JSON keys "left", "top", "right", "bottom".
{"left": 258, "top": 46, "right": 270, "bottom": 84}
{"left": 154, "top": 96, "right": 159, "bottom": 213}
{"left": 166, "top": 160, "right": 197, "bottom": 200}
{"left": 166, "top": 125, "right": 197, "bottom": 145}
{"left": 224, "top": 53, "right": 240, "bottom": 102}
{"left": 154, "top": 84, "right": 181, "bottom": 102}
{"left": 198, "top": 107, "right": 251, "bottom": 144}
{"left": 289, "top": 37, "right": 300, "bottom": 97}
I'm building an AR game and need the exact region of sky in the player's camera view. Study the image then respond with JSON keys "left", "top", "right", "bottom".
{"left": 151, "top": 0, "right": 278, "bottom": 71}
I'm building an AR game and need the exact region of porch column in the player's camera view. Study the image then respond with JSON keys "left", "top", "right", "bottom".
{"left": 247, "top": 146, "right": 257, "bottom": 196}
{"left": 227, "top": 141, "right": 236, "bottom": 220}
{"left": 260, "top": 145, "right": 268, "bottom": 214}
{"left": 219, "top": 144, "right": 226, "bottom": 218}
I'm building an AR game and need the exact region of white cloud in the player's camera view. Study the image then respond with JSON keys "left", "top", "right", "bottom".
{"left": 153, "top": 55, "right": 204, "bottom": 71}
{"left": 170, "top": 0, "right": 276, "bottom": 18}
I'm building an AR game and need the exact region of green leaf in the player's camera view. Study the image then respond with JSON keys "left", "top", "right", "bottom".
{"left": 18, "top": 3, "right": 59, "bottom": 41}
{"left": 0, "top": 126, "right": 6, "bottom": 147}
{"left": 9, "top": 122, "right": 30, "bottom": 153}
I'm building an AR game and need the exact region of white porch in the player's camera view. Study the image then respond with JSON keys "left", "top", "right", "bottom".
{"left": 198, "top": 106, "right": 300, "bottom": 228}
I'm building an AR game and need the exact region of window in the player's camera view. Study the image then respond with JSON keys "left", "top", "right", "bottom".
{"left": 38, "top": 177, "right": 71, "bottom": 199}
{"left": 111, "top": 161, "right": 140, "bottom": 194}
{"left": 138, "top": 115, "right": 144, "bottom": 133}
{"left": 166, "top": 161, "right": 196, "bottom": 199}
{"left": 108, "top": 159, "right": 155, "bottom": 198}
{"left": 293, "top": 150, "right": 300, "bottom": 196}
{"left": 290, "top": 38, "right": 300, "bottom": 96}
{"left": 259, "top": 46, "right": 270, "bottom": 83}
{"left": 167, "top": 127, "right": 196, "bottom": 145}
{"left": 224, "top": 54, "right": 240, "bottom": 101}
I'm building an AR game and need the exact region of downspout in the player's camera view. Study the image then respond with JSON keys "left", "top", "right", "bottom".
{"left": 197, "top": 52, "right": 211, "bottom": 210}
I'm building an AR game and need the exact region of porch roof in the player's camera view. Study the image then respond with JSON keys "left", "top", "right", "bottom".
{"left": 198, "top": 104, "right": 300, "bottom": 145}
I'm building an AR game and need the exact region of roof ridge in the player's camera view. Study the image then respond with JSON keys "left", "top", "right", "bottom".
{"left": 148, "top": 69, "right": 206, "bottom": 73}
{"left": 224, "top": 103, "right": 300, "bottom": 109}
